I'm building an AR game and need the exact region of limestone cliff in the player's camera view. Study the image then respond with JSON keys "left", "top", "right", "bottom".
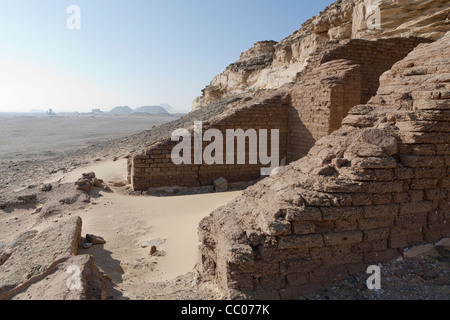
{"left": 192, "top": 0, "right": 450, "bottom": 110}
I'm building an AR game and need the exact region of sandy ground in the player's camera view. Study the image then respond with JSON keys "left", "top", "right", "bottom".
{"left": 44, "top": 158, "right": 242, "bottom": 297}
{"left": 75, "top": 190, "right": 241, "bottom": 288}
{"left": 45, "top": 158, "right": 129, "bottom": 185}
{"left": 47, "top": 159, "right": 241, "bottom": 286}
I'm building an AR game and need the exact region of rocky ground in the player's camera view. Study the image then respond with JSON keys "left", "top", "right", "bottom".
{"left": 302, "top": 244, "right": 450, "bottom": 300}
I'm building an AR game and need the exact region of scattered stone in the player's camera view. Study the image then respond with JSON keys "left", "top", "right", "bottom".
{"left": 75, "top": 179, "right": 93, "bottom": 193}
{"left": 92, "top": 178, "right": 103, "bottom": 188}
{"left": 113, "top": 182, "right": 126, "bottom": 187}
{"left": 140, "top": 238, "right": 166, "bottom": 248}
{"left": 0, "top": 202, "right": 9, "bottom": 209}
{"left": 17, "top": 194, "right": 37, "bottom": 204}
{"left": 213, "top": 177, "right": 228, "bottom": 192}
{"left": 74, "top": 172, "right": 111, "bottom": 193}
{"left": 41, "top": 184, "right": 52, "bottom": 192}
{"left": 422, "top": 270, "right": 438, "bottom": 280}
{"left": 101, "top": 184, "right": 113, "bottom": 192}
{"left": 435, "top": 238, "right": 450, "bottom": 247}
{"left": 403, "top": 244, "right": 434, "bottom": 259}
{"left": 149, "top": 246, "right": 158, "bottom": 255}
{"left": 152, "top": 250, "right": 166, "bottom": 257}
{"left": 86, "top": 234, "right": 106, "bottom": 245}
{"left": 82, "top": 172, "right": 96, "bottom": 180}
{"left": 83, "top": 242, "right": 93, "bottom": 249}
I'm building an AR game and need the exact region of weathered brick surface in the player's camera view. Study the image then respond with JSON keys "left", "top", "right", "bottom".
{"left": 129, "top": 95, "right": 289, "bottom": 190}
{"left": 286, "top": 37, "right": 431, "bottom": 163}
{"left": 197, "top": 33, "right": 450, "bottom": 299}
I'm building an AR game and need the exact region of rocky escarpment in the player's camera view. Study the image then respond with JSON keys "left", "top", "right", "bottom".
{"left": 197, "top": 32, "right": 450, "bottom": 299}
{"left": 192, "top": 0, "right": 450, "bottom": 110}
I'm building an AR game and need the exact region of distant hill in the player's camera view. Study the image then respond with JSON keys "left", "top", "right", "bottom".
{"left": 109, "top": 106, "right": 134, "bottom": 114}
{"left": 159, "top": 104, "right": 175, "bottom": 112}
{"left": 134, "top": 105, "right": 169, "bottom": 115}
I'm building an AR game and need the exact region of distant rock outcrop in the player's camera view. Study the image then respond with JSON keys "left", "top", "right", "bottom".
{"left": 108, "top": 105, "right": 174, "bottom": 115}
{"left": 134, "top": 106, "right": 170, "bottom": 115}
{"left": 109, "top": 106, "right": 135, "bottom": 114}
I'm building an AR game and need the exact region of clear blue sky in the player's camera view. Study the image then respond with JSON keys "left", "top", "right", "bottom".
{"left": 0, "top": 0, "right": 335, "bottom": 113}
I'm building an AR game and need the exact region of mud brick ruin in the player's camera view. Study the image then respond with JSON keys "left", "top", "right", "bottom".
{"left": 197, "top": 33, "right": 450, "bottom": 299}
{"left": 128, "top": 37, "right": 430, "bottom": 189}
{"left": 126, "top": 0, "right": 450, "bottom": 299}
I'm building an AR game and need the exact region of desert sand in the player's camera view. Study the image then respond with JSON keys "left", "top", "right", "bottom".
{"left": 54, "top": 159, "right": 242, "bottom": 295}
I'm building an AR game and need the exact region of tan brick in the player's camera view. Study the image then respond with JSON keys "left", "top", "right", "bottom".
{"left": 363, "top": 204, "right": 398, "bottom": 218}
{"left": 280, "top": 259, "right": 322, "bottom": 275}
{"left": 358, "top": 217, "right": 395, "bottom": 231}
{"left": 320, "top": 207, "right": 363, "bottom": 221}
{"left": 292, "top": 221, "right": 316, "bottom": 235}
{"left": 323, "top": 231, "right": 363, "bottom": 246}
{"left": 277, "top": 234, "right": 324, "bottom": 249}
{"left": 335, "top": 219, "right": 358, "bottom": 231}
{"left": 399, "top": 201, "right": 433, "bottom": 215}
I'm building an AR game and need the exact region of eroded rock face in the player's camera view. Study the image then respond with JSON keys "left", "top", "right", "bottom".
{"left": 192, "top": 0, "right": 450, "bottom": 110}
{"left": 10, "top": 255, "right": 112, "bottom": 300}
{"left": 0, "top": 216, "right": 82, "bottom": 299}
{"left": 0, "top": 216, "right": 113, "bottom": 300}
{"left": 197, "top": 32, "right": 450, "bottom": 299}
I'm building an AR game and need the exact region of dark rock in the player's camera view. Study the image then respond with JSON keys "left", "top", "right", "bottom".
{"left": 86, "top": 234, "right": 106, "bottom": 245}
{"left": 41, "top": 184, "right": 53, "bottom": 192}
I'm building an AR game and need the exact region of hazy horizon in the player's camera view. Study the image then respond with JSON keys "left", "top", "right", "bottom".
{"left": 0, "top": 1, "right": 335, "bottom": 113}
{"left": 0, "top": 104, "right": 182, "bottom": 114}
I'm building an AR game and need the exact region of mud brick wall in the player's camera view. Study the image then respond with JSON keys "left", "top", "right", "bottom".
{"left": 287, "top": 60, "right": 361, "bottom": 163}
{"left": 321, "top": 38, "right": 433, "bottom": 104}
{"left": 129, "top": 95, "right": 289, "bottom": 190}
{"left": 286, "top": 37, "right": 432, "bottom": 163}
{"left": 197, "top": 34, "right": 450, "bottom": 300}
{"left": 130, "top": 38, "right": 430, "bottom": 189}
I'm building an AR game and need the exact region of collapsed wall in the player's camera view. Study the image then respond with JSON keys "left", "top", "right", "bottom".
{"left": 197, "top": 32, "right": 450, "bottom": 299}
